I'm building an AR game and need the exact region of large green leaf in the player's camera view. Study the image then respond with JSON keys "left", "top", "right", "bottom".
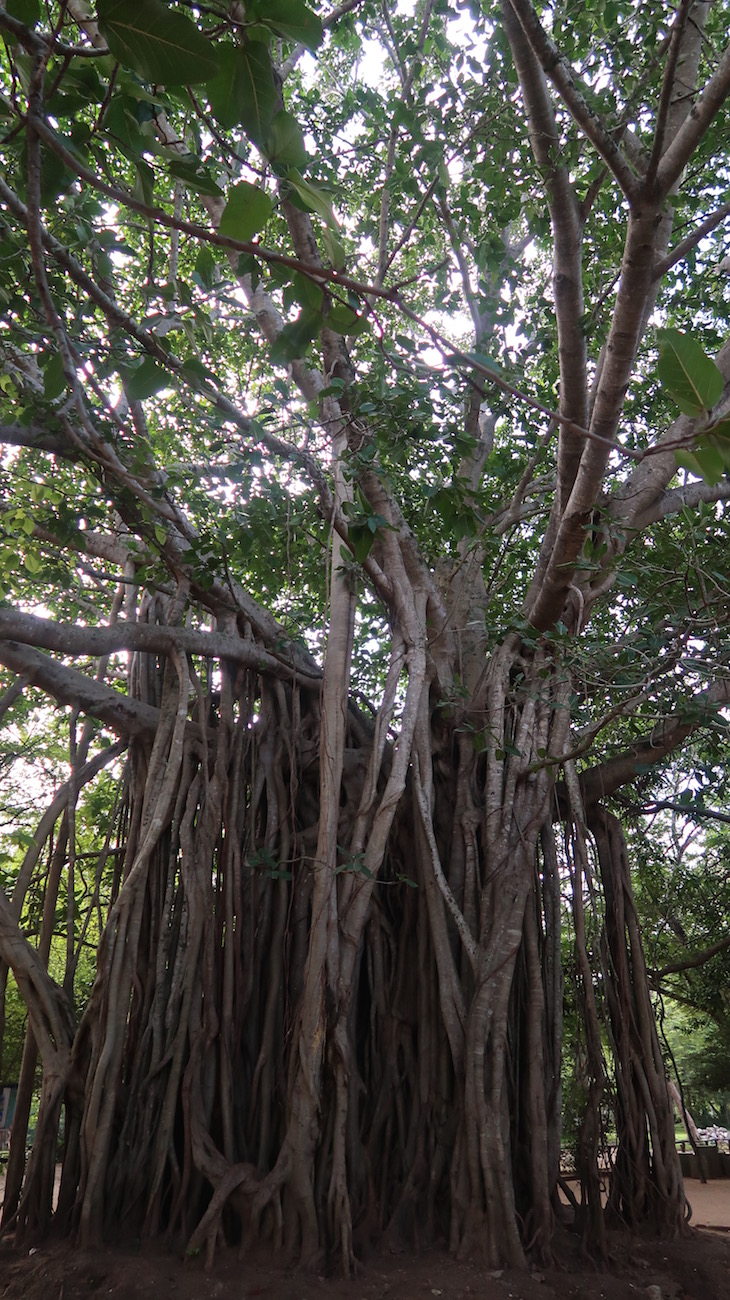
{"left": 690, "top": 441, "right": 725, "bottom": 485}
{"left": 7, "top": 0, "right": 40, "bottom": 25}
{"left": 327, "top": 303, "right": 368, "bottom": 337}
{"left": 167, "top": 158, "right": 224, "bottom": 198}
{"left": 269, "top": 309, "right": 322, "bottom": 365}
{"left": 285, "top": 272, "right": 324, "bottom": 314}
{"left": 206, "top": 41, "right": 278, "bottom": 143}
{"left": 265, "top": 110, "right": 308, "bottom": 169}
{"left": 219, "top": 182, "right": 273, "bottom": 242}
{"left": 194, "top": 246, "right": 218, "bottom": 292}
{"left": 206, "top": 45, "right": 242, "bottom": 130}
{"left": 706, "top": 416, "right": 730, "bottom": 442}
{"left": 657, "top": 327, "right": 723, "bottom": 418}
{"left": 322, "top": 226, "right": 346, "bottom": 271}
{"left": 676, "top": 418, "right": 730, "bottom": 485}
{"left": 97, "top": 0, "right": 218, "bottom": 87}
{"left": 256, "top": 0, "right": 324, "bottom": 51}
{"left": 122, "top": 357, "right": 170, "bottom": 401}
{"left": 286, "top": 171, "right": 338, "bottom": 227}
{"left": 43, "top": 352, "right": 66, "bottom": 401}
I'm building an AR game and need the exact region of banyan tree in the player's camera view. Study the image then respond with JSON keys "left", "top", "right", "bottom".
{"left": 1, "top": 0, "right": 730, "bottom": 1272}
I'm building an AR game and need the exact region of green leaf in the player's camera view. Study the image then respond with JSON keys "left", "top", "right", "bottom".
{"left": 97, "top": 0, "right": 218, "bottom": 87}
{"left": 40, "top": 143, "right": 71, "bottom": 204}
{"left": 269, "top": 310, "right": 322, "bottom": 365}
{"left": 286, "top": 171, "right": 338, "bottom": 227}
{"left": 134, "top": 160, "right": 155, "bottom": 207}
{"left": 167, "top": 159, "right": 223, "bottom": 197}
{"left": 264, "top": 110, "right": 308, "bottom": 169}
{"left": 43, "top": 352, "right": 66, "bottom": 401}
{"left": 707, "top": 433, "right": 730, "bottom": 472}
{"left": 657, "top": 327, "right": 723, "bottom": 418}
{"left": 257, "top": 0, "right": 324, "bottom": 51}
{"left": 123, "top": 357, "right": 170, "bottom": 401}
{"left": 194, "top": 246, "right": 218, "bottom": 292}
{"left": 7, "top": 0, "right": 40, "bottom": 25}
{"left": 346, "top": 524, "right": 373, "bottom": 563}
{"left": 675, "top": 449, "right": 704, "bottom": 478}
{"left": 207, "top": 41, "right": 278, "bottom": 142}
{"left": 179, "top": 356, "right": 218, "bottom": 392}
{"left": 205, "top": 45, "right": 243, "bottom": 130}
{"left": 466, "top": 350, "right": 503, "bottom": 377}
{"left": 322, "top": 226, "right": 346, "bottom": 271}
{"left": 219, "top": 182, "right": 273, "bottom": 242}
{"left": 285, "top": 271, "right": 324, "bottom": 314}
{"left": 693, "top": 442, "right": 726, "bottom": 485}
{"left": 23, "top": 550, "right": 42, "bottom": 574}
{"left": 327, "top": 303, "right": 368, "bottom": 337}
{"left": 706, "top": 416, "right": 730, "bottom": 442}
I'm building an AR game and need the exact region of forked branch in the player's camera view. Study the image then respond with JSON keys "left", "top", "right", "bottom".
{"left": 506, "top": 0, "right": 638, "bottom": 198}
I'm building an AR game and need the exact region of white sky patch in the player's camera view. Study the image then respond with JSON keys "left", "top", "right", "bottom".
{"left": 356, "top": 38, "right": 392, "bottom": 89}
{"left": 446, "top": 9, "right": 489, "bottom": 61}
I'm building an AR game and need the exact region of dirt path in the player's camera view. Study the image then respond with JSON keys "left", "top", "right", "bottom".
{"left": 684, "top": 1177, "right": 730, "bottom": 1230}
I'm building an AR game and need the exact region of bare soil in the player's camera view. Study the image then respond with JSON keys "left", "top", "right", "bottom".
{"left": 1, "top": 1184, "right": 730, "bottom": 1300}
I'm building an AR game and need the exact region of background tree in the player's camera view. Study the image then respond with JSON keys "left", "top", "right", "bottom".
{"left": 619, "top": 758, "right": 730, "bottom": 1126}
{"left": 0, "top": 0, "right": 730, "bottom": 1273}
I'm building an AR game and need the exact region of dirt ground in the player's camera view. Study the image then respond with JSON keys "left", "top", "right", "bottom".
{"left": 1, "top": 1181, "right": 729, "bottom": 1300}
{"left": 1, "top": 1229, "right": 730, "bottom": 1300}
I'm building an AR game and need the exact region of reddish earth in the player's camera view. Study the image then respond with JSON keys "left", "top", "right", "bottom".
{"left": 1, "top": 1182, "right": 729, "bottom": 1300}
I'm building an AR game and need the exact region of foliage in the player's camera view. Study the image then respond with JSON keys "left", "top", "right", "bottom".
{"left": 661, "top": 1004, "right": 730, "bottom": 1127}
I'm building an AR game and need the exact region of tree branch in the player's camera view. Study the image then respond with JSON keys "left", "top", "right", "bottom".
{"left": 505, "top": 0, "right": 639, "bottom": 198}
{"left": 579, "top": 676, "right": 730, "bottom": 808}
{"left": 501, "top": 0, "right": 587, "bottom": 506}
{"left": 374, "top": 0, "right": 437, "bottom": 285}
{"left": 631, "top": 476, "right": 730, "bottom": 528}
{"left": 0, "top": 420, "right": 68, "bottom": 455}
{"left": 607, "top": 337, "right": 730, "bottom": 538}
{"left": 652, "top": 200, "right": 730, "bottom": 280}
{"left": 0, "top": 640, "right": 173, "bottom": 740}
{"left": 652, "top": 933, "right": 730, "bottom": 981}
{"left": 413, "top": 754, "right": 479, "bottom": 975}
{"left": 524, "top": 203, "right": 663, "bottom": 630}
{"left": 0, "top": 885, "right": 76, "bottom": 1065}
{"left": 620, "top": 795, "right": 730, "bottom": 827}
{"left": 654, "top": 38, "right": 730, "bottom": 197}
{"left": 395, "top": 300, "right": 641, "bottom": 460}
{"left": 26, "top": 116, "right": 396, "bottom": 303}
{"left": 0, "top": 607, "right": 320, "bottom": 684}
{"left": 9, "top": 740, "right": 128, "bottom": 921}
{"left": 0, "top": 176, "right": 342, "bottom": 515}
{"left": 645, "top": 0, "right": 695, "bottom": 182}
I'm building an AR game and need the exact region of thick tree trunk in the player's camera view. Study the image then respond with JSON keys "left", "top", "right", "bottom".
{"left": 0, "top": 622, "right": 689, "bottom": 1268}
{"left": 2, "top": 0, "right": 729, "bottom": 1276}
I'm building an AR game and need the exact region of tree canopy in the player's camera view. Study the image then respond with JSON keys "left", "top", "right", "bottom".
{"left": 1, "top": 0, "right": 730, "bottom": 1274}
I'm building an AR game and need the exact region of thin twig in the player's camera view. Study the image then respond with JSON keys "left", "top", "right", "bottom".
{"left": 30, "top": 115, "right": 396, "bottom": 302}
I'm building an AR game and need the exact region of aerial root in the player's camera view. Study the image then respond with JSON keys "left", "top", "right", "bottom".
{"left": 186, "top": 1160, "right": 260, "bottom": 1264}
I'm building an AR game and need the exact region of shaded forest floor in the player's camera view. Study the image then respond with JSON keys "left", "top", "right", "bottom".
{"left": 1, "top": 1187, "right": 730, "bottom": 1300}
